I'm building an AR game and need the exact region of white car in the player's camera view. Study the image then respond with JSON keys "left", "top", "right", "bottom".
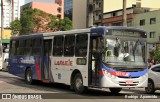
{"left": 145, "top": 64, "right": 160, "bottom": 94}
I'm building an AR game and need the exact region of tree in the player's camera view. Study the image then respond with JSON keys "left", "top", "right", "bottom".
{"left": 10, "top": 19, "right": 21, "bottom": 35}
{"left": 149, "top": 51, "right": 160, "bottom": 62}
{"left": 58, "top": 17, "right": 72, "bottom": 31}
{"left": 10, "top": 8, "right": 72, "bottom": 35}
{"left": 20, "top": 8, "right": 34, "bottom": 34}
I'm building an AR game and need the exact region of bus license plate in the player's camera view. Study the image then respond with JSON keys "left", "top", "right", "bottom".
{"left": 126, "top": 81, "right": 133, "bottom": 85}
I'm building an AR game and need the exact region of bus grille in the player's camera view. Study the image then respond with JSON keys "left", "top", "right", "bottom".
{"left": 117, "top": 76, "right": 140, "bottom": 78}
{"left": 119, "top": 81, "right": 139, "bottom": 86}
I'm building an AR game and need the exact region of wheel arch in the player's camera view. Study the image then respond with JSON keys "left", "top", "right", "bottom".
{"left": 70, "top": 69, "right": 82, "bottom": 87}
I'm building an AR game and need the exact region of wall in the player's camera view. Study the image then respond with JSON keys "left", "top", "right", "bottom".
{"left": 73, "top": 0, "right": 87, "bottom": 29}
{"left": 103, "top": 0, "right": 160, "bottom": 13}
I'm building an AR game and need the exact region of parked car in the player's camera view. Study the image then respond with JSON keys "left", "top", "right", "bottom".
{"left": 2, "top": 53, "right": 9, "bottom": 72}
{"left": 145, "top": 64, "right": 160, "bottom": 94}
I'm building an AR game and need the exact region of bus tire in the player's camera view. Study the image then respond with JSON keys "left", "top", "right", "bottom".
{"left": 145, "top": 80, "right": 155, "bottom": 94}
{"left": 73, "top": 73, "right": 86, "bottom": 94}
{"left": 25, "top": 68, "right": 33, "bottom": 85}
{"left": 109, "top": 88, "right": 122, "bottom": 94}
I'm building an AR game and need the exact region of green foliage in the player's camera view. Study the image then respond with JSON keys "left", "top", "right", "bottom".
{"left": 149, "top": 51, "right": 160, "bottom": 62}
{"left": 10, "top": 19, "right": 21, "bottom": 35}
{"left": 59, "top": 17, "right": 72, "bottom": 31}
{"left": 10, "top": 8, "right": 72, "bottom": 35}
{"left": 48, "top": 14, "right": 58, "bottom": 30}
{"left": 20, "top": 8, "right": 34, "bottom": 34}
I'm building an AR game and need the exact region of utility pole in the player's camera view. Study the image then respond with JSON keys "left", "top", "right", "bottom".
{"left": 123, "top": 0, "right": 127, "bottom": 26}
{"left": 1, "top": 0, "right": 4, "bottom": 40}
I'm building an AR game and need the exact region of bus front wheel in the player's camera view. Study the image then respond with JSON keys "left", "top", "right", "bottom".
{"left": 25, "top": 68, "right": 33, "bottom": 84}
{"left": 73, "top": 73, "right": 86, "bottom": 94}
{"left": 109, "top": 88, "right": 122, "bottom": 94}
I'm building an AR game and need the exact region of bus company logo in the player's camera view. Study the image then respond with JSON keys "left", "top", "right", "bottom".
{"left": 2, "top": 94, "right": 11, "bottom": 99}
{"left": 19, "top": 58, "right": 35, "bottom": 64}
{"left": 54, "top": 59, "right": 73, "bottom": 66}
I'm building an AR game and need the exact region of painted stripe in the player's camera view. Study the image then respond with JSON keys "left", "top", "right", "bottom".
{"left": 35, "top": 57, "right": 41, "bottom": 80}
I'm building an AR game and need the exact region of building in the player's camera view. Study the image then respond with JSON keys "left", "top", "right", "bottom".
{"left": 21, "top": 0, "right": 64, "bottom": 19}
{"left": 64, "top": 0, "right": 72, "bottom": 20}
{"left": 102, "top": 7, "right": 153, "bottom": 26}
{"left": 73, "top": 0, "right": 103, "bottom": 29}
{"left": 134, "top": 10, "right": 160, "bottom": 52}
{"left": 103, "top": 0, "right": 160, "bottom": 13}
{"left": 0, "top": 0, "right": 25, "bottom": 28}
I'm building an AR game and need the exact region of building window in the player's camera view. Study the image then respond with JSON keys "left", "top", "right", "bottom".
{"left": 127, "top": 21, "right": 132, "bottom": 26}
{"left": 57, "top": 7, "right": 61, "bottom": 13}
{"left": 140, "top": 19, "right": 145, "bottom": 26}
{"left": 150, "top": 18, "right": 156, "bottom": 24}
{"left": 111, "top": 12, "right": 117, "bottom": 17}
{"left": 150, "top": 32, "right": 155, "bottom": 38}
{"left": 57, "top": 14, "right": 61, "bottom": 19}
{"left": 99, "top": 14, "right": 102, "bottom": 20}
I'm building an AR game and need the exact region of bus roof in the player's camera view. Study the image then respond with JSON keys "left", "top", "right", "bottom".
{"left": 91, "top": 26, "right": 146, "bottom": 33}
{"left": 10, "top": 26, "right": 146, "bottom": 40}
{"left": 11, "top": 28, "right": 91, "bottom": 40}
{"left": 11, "top": 33, "right": 43, "bottom": 40}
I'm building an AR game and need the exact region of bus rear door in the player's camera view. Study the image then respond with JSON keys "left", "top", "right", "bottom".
{"left": 42, "top": 39, "right": 52, "bottom": 82}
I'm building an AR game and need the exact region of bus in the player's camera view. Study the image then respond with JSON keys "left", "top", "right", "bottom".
{"left": 8, "top": 26, "right": 148, "bottom": 94}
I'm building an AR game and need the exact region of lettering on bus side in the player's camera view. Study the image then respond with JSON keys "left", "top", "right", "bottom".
{"left": 54, "top": 59, "right": 73, "bottom": 66}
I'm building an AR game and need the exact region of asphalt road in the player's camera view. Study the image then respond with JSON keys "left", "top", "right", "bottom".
{"left": 0, "top": 71, "right": 160, "bottom": 102}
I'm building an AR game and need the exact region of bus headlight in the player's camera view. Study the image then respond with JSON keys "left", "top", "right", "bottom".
{"left": 104, "top": 70, "right": 117, "bottom": 79}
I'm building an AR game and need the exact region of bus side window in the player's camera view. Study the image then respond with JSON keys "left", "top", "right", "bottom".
{"left": 10, "top": 41, "right": 16, "bottom": 56}
{"left": 32, "top": 38, "right": 42, "bottom": 55}
{"left": 75, "top": 34, "right": 88, "bottom": 57}
{"left": 64, "top": 35, "right": 75, "bottom": 56}
{"left": 17, "top": 40, "right": 26, "bottom": 55}
{"left": 26, "top": 39, "right": 32, "bottom": 56}
{"left": 53, "top": 36, "right": 64, "bottom": 56}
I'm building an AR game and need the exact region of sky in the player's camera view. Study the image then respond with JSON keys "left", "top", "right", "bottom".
{"left": 25, "top": 0, "right": 54, "bottom": 4}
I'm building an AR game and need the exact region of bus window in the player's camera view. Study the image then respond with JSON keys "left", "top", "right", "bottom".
{"left": 32, "top": 38, "right": 42, "bottom": 55}
{"left": 64, "top": 35, "right": 75, "bottom": 56}
{"left": 75, "top": 34, "right": 88, "bottom": 57}
{"left": 17, "top": 40, "right": 26, "bottom": 55}
{"left": 53, "top": 36, "right": 64, "bottom": 56}
{"left": 26, "top": 39, "right": 32, "bottom": 56}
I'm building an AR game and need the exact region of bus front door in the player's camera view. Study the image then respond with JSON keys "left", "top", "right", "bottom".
{"left": 42, "top": 39, "right": 52, "bottom": 81}
{"left": 89, "top": 36, "right": 103, "bottom": 86}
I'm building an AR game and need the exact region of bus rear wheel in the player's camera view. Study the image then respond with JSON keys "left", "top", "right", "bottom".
{"left": 73, "top": 73, "right": 86, "bottom": 94}
{"left": 25, "top": 68, "right": 33, "bottom": 84}
{"left": 109, "top": 88, "right": 122, "bottom": 94}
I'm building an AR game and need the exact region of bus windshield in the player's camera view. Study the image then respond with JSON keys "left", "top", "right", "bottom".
{"left": 105, "top": 38, "right": 146, "bottom": 67}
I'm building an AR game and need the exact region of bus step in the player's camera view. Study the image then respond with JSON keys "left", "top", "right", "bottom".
{"left": 42, "top": 80, "right": 50, "bottom": 83}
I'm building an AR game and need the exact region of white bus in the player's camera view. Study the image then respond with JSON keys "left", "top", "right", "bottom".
{"left": 8, "top": 26, "right": 148, "bottom": 94}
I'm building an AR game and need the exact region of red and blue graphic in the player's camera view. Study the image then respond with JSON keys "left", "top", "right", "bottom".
{"left": 100, "top": 63, "right": 148, "bottom": 78}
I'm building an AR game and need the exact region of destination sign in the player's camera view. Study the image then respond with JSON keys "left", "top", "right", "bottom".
{"left": 109, "top": 29, "right": 146, "bottom": 38}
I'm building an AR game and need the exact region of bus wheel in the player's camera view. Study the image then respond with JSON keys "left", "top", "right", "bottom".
{"left": 145, "top": 80, "right": 155, "bottom": 94}
{"left": 109, "top": 88, "right": 122, "bottom": 94}
{"left": 25, "top": 68, "right": 33, "bottom": 84}
{"left": 73, "top": 73, "right": 85, "bottom": 94}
